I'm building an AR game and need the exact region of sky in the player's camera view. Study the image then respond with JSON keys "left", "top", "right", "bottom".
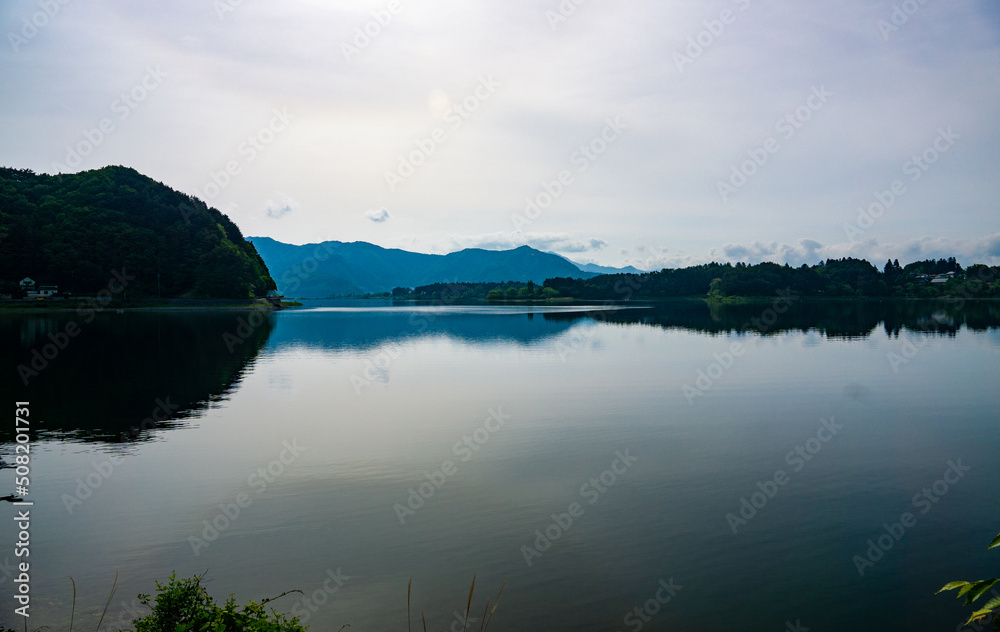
{"left": 1, "top": 0, "right": 999, "bottom": 271}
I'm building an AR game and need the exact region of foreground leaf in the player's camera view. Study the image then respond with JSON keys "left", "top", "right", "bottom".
{"left": 963, "top": 579, "right": 1000, "bottom": 606}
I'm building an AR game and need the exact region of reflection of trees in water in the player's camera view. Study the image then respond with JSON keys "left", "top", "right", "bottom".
{"left": 0, "top": 311, "right": 273, "bottom": 443}
{"left": 5, "top": 300, "right": 997, "bottom": 443}
{"left": 543, "top": 299, "right": 1000, "bottom": 339}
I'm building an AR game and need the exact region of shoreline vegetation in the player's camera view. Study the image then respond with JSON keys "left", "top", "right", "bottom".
{"left": 372, "top": 257, "right": 999, "bottom": 303}
{"left": 306, "top": 257, "right": 1000, "bottom": 303}
{"left": 0, "top": 298, "right": 281, "bottom": 313}
{"left": 8, "top": 572, "right": 506, "bottom": 632}
{"left": 0, "top": 166, "right": 277, "bottom": 301}
{"left": 4, "top": 295, "right": 999, "bottom": 314}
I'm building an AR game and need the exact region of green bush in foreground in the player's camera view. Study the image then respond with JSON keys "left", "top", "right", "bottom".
{"left": 938, "top": 530, "right": 1000, "bottom": 628}
{"left": 131, "top": 573, "right": 307, "bottom": 632}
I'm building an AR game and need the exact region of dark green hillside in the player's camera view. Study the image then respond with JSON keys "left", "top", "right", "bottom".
{"left": 0, "top": 166, "right": 276, "bottom": 299}
{"left": 545, "top": 257, "right": 1000, "bottom": 300}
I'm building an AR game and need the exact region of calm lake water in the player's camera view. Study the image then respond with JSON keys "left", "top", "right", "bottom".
{"left": 2, "top": 300, "right": 999, "bottom": 631}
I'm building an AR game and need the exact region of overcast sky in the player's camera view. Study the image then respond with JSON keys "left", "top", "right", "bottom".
{"left": 2, "top": 0, "right": 998, "bottom": 269}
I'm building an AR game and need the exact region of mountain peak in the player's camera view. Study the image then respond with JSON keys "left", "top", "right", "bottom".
{"left": 249, "top": 238, "right": 601, "bottom": 298}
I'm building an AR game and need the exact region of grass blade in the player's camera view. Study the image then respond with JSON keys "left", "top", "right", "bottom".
{"left": 67, "top": 576, "right": 77, "bottom": 632}
{"left": 479, "top": 599, "right": 490, "bottom": 632}
{"left": 483, "top": 579, "right": 508, "bottom": 632}
{"left": 95, "top": 569, "right": 120, "bottom": 632}
{"left": 464, "top": 575, "right": 476, "bottom": 632}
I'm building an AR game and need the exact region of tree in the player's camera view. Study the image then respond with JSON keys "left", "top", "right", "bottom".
{"left": 0, "top": 166, "right": 276, "bottom": 298}
{"left": 708, "top": 277, "right": 724, "bottom": 298}
{"left": 938, "top": 530, "right": 1000, "bottom": 628}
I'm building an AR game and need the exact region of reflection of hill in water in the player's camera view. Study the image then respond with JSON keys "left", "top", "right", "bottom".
{"left": 5, "top": 300, "right": 998, "bottom": 444}
{"left": 0, "top": 311, "right": 273, "bottom": 443}
{"left": 265, "top": 306, "right": 615, "bottom": 351}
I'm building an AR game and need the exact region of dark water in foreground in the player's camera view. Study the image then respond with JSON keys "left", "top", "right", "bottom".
{"left": 1, "top": 300, "right": 999, "bottom": 631}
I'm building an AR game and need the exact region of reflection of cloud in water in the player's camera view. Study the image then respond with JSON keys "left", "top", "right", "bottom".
{"left": 800, "top": 330, "right": 822, "bottom": 348}
{"left": 843, "top": 382, "right": 871, "bottom": 402}
{"left": 365, "top": 367, "right": 390, "bottom": 384}
{"left": 268, "top": 371, "right": 294, "bottom": 392}
{"left": 984, "top": 330, "right": 1000, "bottom": 349}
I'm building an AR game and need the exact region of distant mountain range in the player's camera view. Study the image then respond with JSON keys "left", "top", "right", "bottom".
{"left": 248, "top": 237, "right": 639, "bottom": 298}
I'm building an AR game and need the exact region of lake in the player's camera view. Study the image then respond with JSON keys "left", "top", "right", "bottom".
{"left": 2, "top": 299, "right": 999, "bottom": 631}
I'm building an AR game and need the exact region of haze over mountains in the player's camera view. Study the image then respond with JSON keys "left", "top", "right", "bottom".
{"left": 249, "top": 236, "right": 641, "bottom": 298}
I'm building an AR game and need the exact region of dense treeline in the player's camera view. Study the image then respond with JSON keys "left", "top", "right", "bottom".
{"left": 0, "top": 166, "right": 276, "bottom": 298}
{"left": 544, "top": 257, "right": 1000, "bottom": 300}
{"left": 389, "top": 280, "right": 560, "bottom": 301}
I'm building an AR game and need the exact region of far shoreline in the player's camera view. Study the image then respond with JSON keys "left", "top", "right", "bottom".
{"left": 0, "top": 297, "right": 283, "bottom": 314}
{"left": 1, "top": 295, "right": 997, "bottom": 315}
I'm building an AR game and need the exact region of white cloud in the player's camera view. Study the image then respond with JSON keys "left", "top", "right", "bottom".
{"left": 264, "top": 193, "right": 299, "bottom": 219}
{"left": 648, "top": 234, "right": 1000, "bottom": 270}
{"left": 442, "top": 232, "right": 607, "bottom": 255}
{"left": 364, "top": 207, "right": 390, "bottom": 223}
{"left": 1, "top": 1, "right": 997, "bottom": 267}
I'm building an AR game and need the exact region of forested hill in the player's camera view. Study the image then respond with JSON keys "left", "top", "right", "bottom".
{"left": 544, "top": 258, "right": 1000, "bottom": 300}
{"left": 0, "top": 166, "right": 276, "bottom": 299}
